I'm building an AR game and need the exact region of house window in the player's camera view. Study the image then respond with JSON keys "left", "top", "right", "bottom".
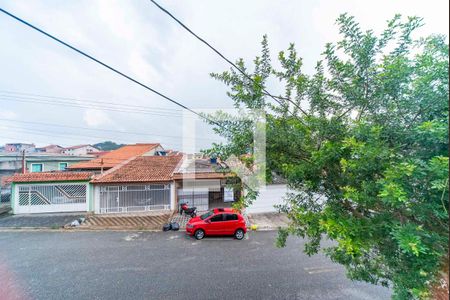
{"left": 30, "top": 163, "right": 43, "bottom": 173}
{"left": 59, "top": 162, "right": 68, "bottom": 170}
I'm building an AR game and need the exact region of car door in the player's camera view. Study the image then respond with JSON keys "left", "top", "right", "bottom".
{"left": 206, "top": 213, "right": 225, "bottom": 235}
{"left": 223, "top": 213, "right": 239, "bottom": 234}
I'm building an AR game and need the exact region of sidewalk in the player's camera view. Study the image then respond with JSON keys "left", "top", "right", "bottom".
{"left": 0, "top": 212, "right": 83, "bottom": 229}
{"left": 80, "top": 210, "right": 171, "bottom": 230}
{"left": 247, "top": 212, "right": 289, "bottom": 230}
{"left": 0, "top": 202, "right": 11, "bottom": 215}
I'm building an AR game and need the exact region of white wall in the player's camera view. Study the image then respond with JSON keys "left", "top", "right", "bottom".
{"left": 246, "top": 184, "right": 291, "bottom": 214}
{"left": 63, "top": 146, "right": 100, "bottom": 156}
{"left": 13, "top": 182, "right": 89, "bottom": 214}
{"left": 170, "top": 183, "right": 176, "bottom": 211}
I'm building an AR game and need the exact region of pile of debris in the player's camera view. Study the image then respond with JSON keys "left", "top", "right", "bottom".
{"left": 163, "top": 222, "right": 180, "bottom": 231}
{"left": 67, "top": 217, "right": 86, "bottom": 228}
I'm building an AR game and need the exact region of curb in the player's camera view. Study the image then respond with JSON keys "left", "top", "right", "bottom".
{"left": 0, "top": 227, "right": 163, "bottom": 232}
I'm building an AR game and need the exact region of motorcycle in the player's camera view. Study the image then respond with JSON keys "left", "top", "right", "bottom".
{"left": 179, "top": 202, "right": 197, "bottom": 218}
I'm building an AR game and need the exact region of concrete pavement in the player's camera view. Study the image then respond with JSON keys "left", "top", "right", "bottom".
{"left": 0, "top": 212, "right": 83, "bottom": 228}
{"left": 248, "top": 212, "right": 290, "bottom": 230}
{"left": 0, "top": 231, "right": 391, "bottom": 300}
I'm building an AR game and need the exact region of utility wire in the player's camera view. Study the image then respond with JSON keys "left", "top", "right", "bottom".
{"left": 0, "top": 118, "right": 217, "bottom": 141}
{"left": 0, "top": 7, "right": 220, "bottom": 126}
{"left": 2, "top": 125, "right": 212, "bottom": 148}
{"left": 0, "top": 95, "right": 195, "bottom": 118}
{"left": 2, "top": 126, "right": 190, "bottom": 149}
{"left": 0, "top": 90, "right": 184, "bottom": 112}
{"left": 3, "top": 125, "right": 145, "bottom": 144}
{"left": 149, "top": 0, "right": 309, "bottom": 117}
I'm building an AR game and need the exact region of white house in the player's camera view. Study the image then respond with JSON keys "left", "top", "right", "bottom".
{"left": 62, "top": 144, "right": 100, "bottom": 156}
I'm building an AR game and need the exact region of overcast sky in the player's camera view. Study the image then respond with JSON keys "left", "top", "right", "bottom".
{"left": 0, "top": 0, "right": 448, "bottom": 151}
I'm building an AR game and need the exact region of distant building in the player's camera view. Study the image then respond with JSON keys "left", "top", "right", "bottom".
{"left": 68, "top": 143, "right": 163, "bottom": 172}
{"left": 0, "top": 152, "right": 96, "bottom": 202}
{"left": 4, "top": 143, "right": 35, "bottom": 153}
{"left": 62, "top": 144, "right": 100, "bottom": 156}
{"left": 26, "top": 154, "right": 96, "bottom": 173}
{"left": 0, "top": 153, "right": 95, "bottom": 177}
{"left": 35, "top": 144, "right": 64, "bottom": 154}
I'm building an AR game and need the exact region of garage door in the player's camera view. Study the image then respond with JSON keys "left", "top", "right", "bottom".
{"left": 98, "top": 184, "right": 171, "bottom": 213}
{"left": 16, "top": 184, "right": 88, "bottom": 214}
{"left": 178, "top": 188, "right": 209, "bottom": 211}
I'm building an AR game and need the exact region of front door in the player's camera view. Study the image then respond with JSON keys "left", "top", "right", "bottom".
{"left": 100, "top": 186, "right": 119, "bottom": 213}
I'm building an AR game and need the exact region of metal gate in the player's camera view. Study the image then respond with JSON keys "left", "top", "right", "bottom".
{"left": 178, "top": 188, "right": 209, "bottom": 211}
{"left": 99, "top": 184, "right": 171, "bottom": 213}
{"left": 16, "top": 183, "right": 87, "bottom": 214}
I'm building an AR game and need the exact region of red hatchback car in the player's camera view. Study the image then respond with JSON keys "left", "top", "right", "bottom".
{"left": 186, "top": 208, "right": 247, "bottom": 240}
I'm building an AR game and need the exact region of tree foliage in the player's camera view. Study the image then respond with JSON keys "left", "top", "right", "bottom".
{"left": 205, "top": 14, "right": 448, "bottom": 299}
{"left": 93, "top": 141, "right": 125, "bottom": 151}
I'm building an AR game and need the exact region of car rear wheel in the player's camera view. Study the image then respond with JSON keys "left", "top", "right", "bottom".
{"left": 235, "top": 229, "right": 245, "bottom": 240}
{"left": 194, "top": 229, "right": 205, "bottom": 240}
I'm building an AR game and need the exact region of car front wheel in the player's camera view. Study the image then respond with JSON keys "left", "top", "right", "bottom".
{"left": 194, "top": 229, "right": 205, "bottom": 240}
{"left": 235, "top": 229, "right": 245, "bottom": 240}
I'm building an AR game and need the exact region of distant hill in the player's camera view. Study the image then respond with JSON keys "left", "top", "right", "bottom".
{"left": 94, "top": 141, "right": 125, "bottom": 151}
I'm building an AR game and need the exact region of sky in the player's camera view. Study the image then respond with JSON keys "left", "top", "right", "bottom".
{"left": 0, "top": 0, "right": 448, "bottom": 152}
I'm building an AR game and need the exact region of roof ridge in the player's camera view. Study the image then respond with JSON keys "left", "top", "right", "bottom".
{"left": 171, "top": 154, "right": 185, "bottom": 178}
{"left": 92, "top": 154, "right": 183, "bottom": 184}
{"left": 92, "top": 156, "right": 139, "bottom": 181}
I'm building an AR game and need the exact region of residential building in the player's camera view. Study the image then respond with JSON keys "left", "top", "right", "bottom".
{"left": 91, "top": 155, "right": 183, "bottom": 213}
{"left": 173, "top": 157, "right": 239, "bottom": 211}
{"left": 0, "top": 153, "right": 95, "bottom": 203}
{"left": 9, "top": 154, "right": 183, "bottom": 214}
{"left": 62, "top": 144, "right": 100, "bottom": 156}
{"left": 0, "top": 153, "right": 93, "bottom": 177}
{"left": 8, "top": 148, "right": 237, "bottom": 215}
{"left": 68, "top": 143, "right": 163, "bottom": 172}
{"left": 4, "top": 143, "right": 35, "bottom": 153}
{"left": 9, "top": 172, "right": 93, "bottom": 214}
{"left": 35, "top": 144, "right": 64, "bottom": 153}
{"left": 25, "top": 154, "right": 95, "bottom": 173}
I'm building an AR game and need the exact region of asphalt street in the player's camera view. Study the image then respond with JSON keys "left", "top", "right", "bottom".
{"left": 0, "top": 231, "right": 391, "bottom": 300}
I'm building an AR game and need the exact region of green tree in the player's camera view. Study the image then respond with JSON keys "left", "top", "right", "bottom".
{"left": 93, "top": 141, "right": 125, "bottom": 151}
{"left": 205, "top": 15, "right": 448, "bottom": 299}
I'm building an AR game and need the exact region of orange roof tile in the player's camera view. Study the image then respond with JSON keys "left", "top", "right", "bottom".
{"left": 93, "top": 155, "right": 182, "bottom": 183}
{"left": 10, "top": 172, "right": 93, "bottom": 183}
{"left": 68, "top": 143, "right": 160, "bottom": 170}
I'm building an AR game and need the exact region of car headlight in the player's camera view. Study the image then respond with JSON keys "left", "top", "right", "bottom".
{"left": 186, "top": 224, "right": 194, "bottom": 228}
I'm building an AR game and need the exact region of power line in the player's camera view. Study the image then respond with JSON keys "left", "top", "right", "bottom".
{"left": 0, "top": 7, "right": 220, "bottom": 126}
{"left": 149, "top": 0, "right": 309, "bottom": 118}
{"left": 0, "top": 90, "right": 184, "bottom": 113}
{"left": 3, "top": 125, "right": 142, "bottom": 144}
{"left": 0, "top": 95, "right": 196, "bottom": 118}
{"left": 1, "top": 130, "right": 188, "bottom": 151}
{"left": 0, "top": 118, "right": 217, "bottom": 141}
{"left": 2, "top": 125, "right": 217, "bottom": 149}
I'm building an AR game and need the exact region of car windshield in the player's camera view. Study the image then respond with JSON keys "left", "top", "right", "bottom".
{"left": 200, "top": 211, "right": 214, "bottom": 220}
